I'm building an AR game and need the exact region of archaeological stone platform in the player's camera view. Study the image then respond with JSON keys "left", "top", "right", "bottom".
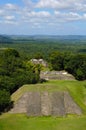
{"left": 10, "top": 91, "right": 82, "bottom": 116}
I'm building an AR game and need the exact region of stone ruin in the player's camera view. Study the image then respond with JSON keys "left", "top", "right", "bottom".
{"left": 40, "top": 70, "right": 75, "bottom": 80}
{"left": 30, "top": 59, "right": 75, "bottom": 81}
{"left": 30, "top": 59, "right": 48, "bottom": 67}
{"left": 10, "top": 91, "right": 82, "bottom": 116}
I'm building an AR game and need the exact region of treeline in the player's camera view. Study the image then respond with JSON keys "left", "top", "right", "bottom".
{"left": 49, "top": 51, "right": 86, "bottom": 80}
{"left": 0, "top": 49, "right": 41, "bottom": 113}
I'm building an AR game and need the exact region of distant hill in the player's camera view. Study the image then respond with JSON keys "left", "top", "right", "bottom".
{"left": 8, "top": 35, "right": 86, "bottom": 43}
{"left": 0, "top": 35, "right": 13, "bottom": 44}
{"left": 10, "top": 34, "right": 86, "bottom": 39}
{"left": 27, "top": 35, "right": 86, "bottom": 40}
{"left": 1, "top": 34, "right": 86, "bottom": 44}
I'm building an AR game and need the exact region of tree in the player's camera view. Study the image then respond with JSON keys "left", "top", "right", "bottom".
{"left": 64, "top": 54, "right": 86, "bottom": 80}
{"left": 3, "top": 48, "right": 20, "bottom": 57}
{"left": 0, "top": 49, "right": 40, "bottom": 94}
{"left": 0, "top": 90, "right": 11, "bottom": 112}
{"left": 0, "top": 49, "right": 22, "bottom": 76}
{"left": 49, "top": 51, "right": 64, "bottom": 70}
{"left": 33, "top": 52, "right": 43, "bottom": 59}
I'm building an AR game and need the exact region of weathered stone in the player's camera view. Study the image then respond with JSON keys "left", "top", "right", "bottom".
{"left": 10, "top": 91, "right": 82, "bottom": 116}
{"left": 10, "top": 92, "right": 29, "bottom": 113}
{"left": 64, "top": 92, "right": 82, "bottom": 115}
{"left": 41, "top": 92, "right": 52, "bottom": 116}
{"left": 27, "top": 92, "right": 41, "bottom": 116}
{"left": 51, "top": 92, "right": 65, "bottom": 116}
{"left": 31, "top": 59, "right": 48, "bottom": 67}
{"left": 40, "top": 70, "right": 75, "bottom": 80}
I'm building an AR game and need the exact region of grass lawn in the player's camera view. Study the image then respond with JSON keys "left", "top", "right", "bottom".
{"left": 0, "top": 114, "right": 86, "bottom": 130}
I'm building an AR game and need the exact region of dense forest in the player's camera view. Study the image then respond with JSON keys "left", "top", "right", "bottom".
{"left": 0, "top": 35, "right": 86, "bottom": 113}
{"left": 0, "top": 35, "right": 86, "bottom": 60}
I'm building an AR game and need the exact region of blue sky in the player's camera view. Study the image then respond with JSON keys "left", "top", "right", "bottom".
{"left": 0, "top": 0, "right": 86, "bottom": 35}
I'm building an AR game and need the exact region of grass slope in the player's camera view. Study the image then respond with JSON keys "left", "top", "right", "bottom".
{"left": 12, "top": 80, "right": 86, "bottom": 113}
{"left": 0, "top": 80, "right": 86, "bottom": 130}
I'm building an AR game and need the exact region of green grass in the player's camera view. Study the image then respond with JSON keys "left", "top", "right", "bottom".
{"left": 0, "top": 114, "right": 86, "bottom": 130}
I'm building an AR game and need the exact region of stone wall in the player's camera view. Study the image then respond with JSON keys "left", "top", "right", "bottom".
{"left": 40, "top": 71, "right": 75, "bottom": 80}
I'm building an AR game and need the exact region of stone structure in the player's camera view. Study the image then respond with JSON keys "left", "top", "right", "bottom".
{"left": 51, "top": 92, "right": 65, "bottom": 116}
{"left": 41, "top": 92, "right": 52, "bottom": 116}
{"left": 10, "top": 91, "right": 82, "bottom": 116}
{"left": 40, "top": 70, "right": 75, "bottom": 80}
{"left": 27, "top": 92, "right": 41, "bottom": 116}
{"left": 31, "top": 59, "right": 48, "bottom": 67}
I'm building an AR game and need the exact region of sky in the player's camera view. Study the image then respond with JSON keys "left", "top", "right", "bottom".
{"left": 0, "top": 0, "right": 86, "bottom": 35}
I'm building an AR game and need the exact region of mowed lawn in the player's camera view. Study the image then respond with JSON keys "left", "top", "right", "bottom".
{"left": 0, "top": 114, "right": 86, "bottom": 130}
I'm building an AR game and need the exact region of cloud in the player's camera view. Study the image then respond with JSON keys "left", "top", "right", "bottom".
{"left": 1, "top": 0, "right": 86, "bottom": 34}
{"left": 83, "top": 13, "right": 86, "bottom": 20}
{"left": 0, "top": 1, "right": 85, "bottom": 24}
{"left": 0, "top": 10, "right": 4, "bottom": 15}
{"left": 25, "top": 11, "right": 50, "bottom": 17}
{"left": 22, "top": 0, "right": 35, "bottom": 10}
{"left": 4, "top": 15, "right": 15, "bottom": 20}
{"left": 4, "top": 3, "right": 19, "bottom": 11}
{"left": 54, "top": 11, "right": 81, "bottom": 22}
{"left": 4, "top": 20, "right": 18, "bottom": 25}
{"left": 36, "top": 0, "right": 71, "bottom": 9}
{"left": 36, "top": 0, "right": 86, "bottom": 12}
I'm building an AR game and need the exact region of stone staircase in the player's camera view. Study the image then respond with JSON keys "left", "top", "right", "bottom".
{"left": 10, "top": 91, "right": 82, "bottom": 116}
